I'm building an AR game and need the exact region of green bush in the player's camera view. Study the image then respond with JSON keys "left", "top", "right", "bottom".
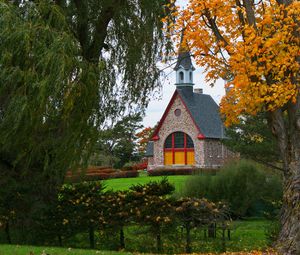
{"left": 182, "top": 160, "right": 283, "bottom": 218}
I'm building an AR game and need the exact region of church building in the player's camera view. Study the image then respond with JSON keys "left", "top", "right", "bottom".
{"left": 146, "top": 46, "right": 236, "bottom": 170}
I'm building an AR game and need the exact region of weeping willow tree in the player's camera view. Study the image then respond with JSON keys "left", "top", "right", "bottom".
{"left": 0, "top": 0, "right": 174, "bottom": 243}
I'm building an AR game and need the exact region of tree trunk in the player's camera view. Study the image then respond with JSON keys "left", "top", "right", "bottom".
{"left": 89, "top": 224, "right": 95, "bottom": 249}
{"left": 119, "top": 227, "right": 125, "bottom": 249}
{"left": 270, "top": 99, "right": 300, "bottom": 254}
{"left": 221, "top": 222, "right": 226, "bottom": 252}
{"left": 58, "top": 235, "right": 62, "bottom": 247}
{"left": 5, "top": 221, "right": 11, "bottom": 244}
{"left": 156, "top": 231, "right": 162, "bottom": 253}
{"left": 185, "top": 224, "right": 192, "bottom": 253}
{"left": 277, "top": 163, "right": 300, "bottom": 254}
{"left": 208, "top": 223, "right": 216, "bottom": 238}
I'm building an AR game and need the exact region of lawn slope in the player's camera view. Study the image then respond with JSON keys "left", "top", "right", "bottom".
{"left": 103, "top": 174, "right": 189, "bottom": 192}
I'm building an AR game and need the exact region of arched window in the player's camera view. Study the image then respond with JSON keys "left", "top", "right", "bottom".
{"left": 164, "top": 132, "right": 195, "bottom": 165}
{"left": 179, "top": 71, "right": 184, "bottom": 82}
{"left": 189, "top": 72, "right": 193, "bottom": 82}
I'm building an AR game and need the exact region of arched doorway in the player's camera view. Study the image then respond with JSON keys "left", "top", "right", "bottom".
{"left": 164, "top": 132, "right": 195, "bottom": 165}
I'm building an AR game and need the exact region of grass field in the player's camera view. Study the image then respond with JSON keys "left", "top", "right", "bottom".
{"left": 0, "top": 219, "right": 272, "bottom": 255}
{"left": 103, "top": 173, "right": 189, "bottom": 193}
{"left": 0, "top": 245, "right": 130, "bottom": 255}
{"left": 118, "top": 218, "right": 271, "bottom": 253}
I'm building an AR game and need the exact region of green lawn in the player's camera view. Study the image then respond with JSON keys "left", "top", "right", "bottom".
{"left": 223, "top": 219, "right": 271, "bottom": 252}
{"left": 0, "top": 245, "right": 131, "bottom": 255}
{"left": 103, "top": 173, "right": 189, "bottom": 193}
{"left": 0, "top": 219, "right": 271, "bottom": 254}
{"left": 120, "top": 218, "right": 271, "bottom": 253}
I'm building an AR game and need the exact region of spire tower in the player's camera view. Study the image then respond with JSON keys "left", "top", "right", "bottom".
{"left": 174, "top": 32, "right": 195, "bottom": 88}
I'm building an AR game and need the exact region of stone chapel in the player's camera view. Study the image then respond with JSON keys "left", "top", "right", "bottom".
{"left": 145, "top": 46, "right": 236, "bottom": 170}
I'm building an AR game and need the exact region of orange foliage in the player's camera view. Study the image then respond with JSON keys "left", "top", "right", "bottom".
{"left": 136, "top": 127, "right": 154, "bottom": 153}
{"left": 168, "top": 0, "right": 300, "bottom": 126}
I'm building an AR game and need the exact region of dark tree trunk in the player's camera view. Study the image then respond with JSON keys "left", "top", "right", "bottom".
{"left": 185, "top": 224, "right": 192, "bottom": 253}
{"left": 227, "top": 229, "right": 231, "bottom": 240}
{"left": 278, "top": 170, "right": 300, "bottom": 254}
{"left": 119, "top": 227, "right": 125, "bottom": 249}
{"left": 5, "top": 221, "right": 11, "bottom": 244}
{"left": 221, "top": 222, "right": 226, "bottom": 252}
{"left": 156, "top": 231, "right": 162, "bottom": 253}
{"left": 208, "top": 223, "right": 216, "bottom": 238}
{"left": 89, "top": 224, "right": 95, "bottom": 249}
{"left": 58, "top": 235, "right": 62, "bottom": 247}
{"left": 270, "top": 96, "right": 300, "bottom": 254}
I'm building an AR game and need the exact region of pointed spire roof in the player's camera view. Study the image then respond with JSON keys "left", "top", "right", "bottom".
{"left": 174, "top": 30, "right": 195, "bottom": 71}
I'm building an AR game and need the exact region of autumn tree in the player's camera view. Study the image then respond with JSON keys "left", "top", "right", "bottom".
{"left": 135, "top": 126, "right": 155, "bottom": 155}
{"left": 172, "top": 0, "right": 300, "bottom": 253}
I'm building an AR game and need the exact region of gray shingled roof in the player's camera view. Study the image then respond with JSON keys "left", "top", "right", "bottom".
{"left": 174, "top": 51, "right": 195, "bottom": 71}
{"left": 145, "top": 141, "right": 154, "bottom": 157}
{"left": 177, "top": 88, "right": 225, "bottom": 139}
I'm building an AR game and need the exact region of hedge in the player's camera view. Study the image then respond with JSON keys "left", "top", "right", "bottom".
{"left": 148, "top": 168, "right": 194, "bottom": 176}
{"left": 147, "top": 168, "right": 219, "bottom": 176}
{"left": 65, "top": 170, "right": 139, "bottom": 183}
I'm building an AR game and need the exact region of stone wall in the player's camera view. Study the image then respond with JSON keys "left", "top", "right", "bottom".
{"left": 203, "top": 139, "right": 238, "bottom": 168}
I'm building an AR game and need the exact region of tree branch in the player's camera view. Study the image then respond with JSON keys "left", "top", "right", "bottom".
{"left": 203, "top": 9, "right": 232, "bottom": 55}
{"left": 87, "top": 1, "right": 123, "bottom": 63}
{"left": 74, "top": 0, "right": 89, "bottom": 59}
{"left": 235, "top": 0, "right": 246, "bottom": 40}
{"left": 243, "top": 0, "right": 257, "bottom": 30}
{"left": 252, "top": 157, "right": 284, "bottom": 172}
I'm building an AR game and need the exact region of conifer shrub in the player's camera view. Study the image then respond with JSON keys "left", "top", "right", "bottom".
{"left": 129, "top": 177, "right": 175, "bottom": 196}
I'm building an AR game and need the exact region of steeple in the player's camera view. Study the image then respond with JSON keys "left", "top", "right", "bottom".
{"left": 174, "top": 32, "right": 195, "bottom": 88}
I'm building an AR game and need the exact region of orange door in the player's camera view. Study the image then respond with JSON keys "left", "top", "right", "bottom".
{"left": 187, "top": 151, "right": 195, "bottom": 165}
{"left": 164, "top": 151, "right": 173, "bottom": 165}
{"left": 174, "top": 151, "right": 185, "bottom": 164}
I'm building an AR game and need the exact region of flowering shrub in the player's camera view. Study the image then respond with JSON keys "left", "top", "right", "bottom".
{"left": 132, "top": 160, "right": 148, "bottom": 170}
{"left": 122, "top": 160, "right": 148, "bottom": 171}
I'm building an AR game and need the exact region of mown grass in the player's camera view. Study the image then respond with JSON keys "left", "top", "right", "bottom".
{"left": 226, "top": 219, "right": 271, "bottom": 251}
{"left": 0, "top": 219, "right": 271, "bottom": 255}
{"left": 103, "top": 173, "right": 189, "bottom": 193}
{"left": 0, "top": 245, "right": 131, "bottom": 255}
{"left": 56, "top": 219, "right": 270, "bottom": 254}
{"left": 118, "top": 219, "right": 271, "bottom": 254}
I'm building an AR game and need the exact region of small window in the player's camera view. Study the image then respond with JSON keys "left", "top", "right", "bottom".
{"left": 179, "top": 71, "right": 184, "bottom": 81}
{"left": 189, "top": 72, "right": 193, "bottom": 81}
{"left": 174, "top": 109, "right": 181, "bottom": 117}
